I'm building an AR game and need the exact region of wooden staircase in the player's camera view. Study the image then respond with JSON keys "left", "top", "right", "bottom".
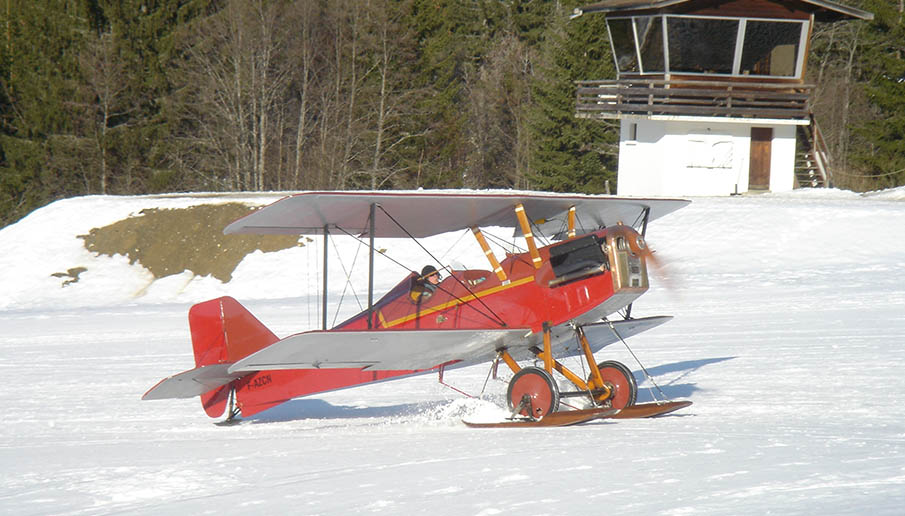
{"left": 795, "top": 113, "right": 832, "bottom": 188}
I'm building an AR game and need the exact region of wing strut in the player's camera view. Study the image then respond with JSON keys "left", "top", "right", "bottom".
{"left": 567, "top": 206, "right": 576, "bottom": 238}
{"left": 322, "top": 224, "right": 329, "bottom": 330}
{"left": 515, "top": 203, "right": 543, "bottom": 269}
{"left": 471, "top": 227, "right": 508, "bottom": 284}
{"left": 368, "top": 203, "right": 376, "bottom": 329}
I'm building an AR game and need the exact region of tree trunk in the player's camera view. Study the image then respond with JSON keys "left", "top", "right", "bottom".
{"left": 294, "top": 6, "right": 312, "bottom": 189}
{"left": 371, "top": 23, "right": 389, "bottom": 190}
{"left": 340, "top": 8, "right": 359, "bottom": 190}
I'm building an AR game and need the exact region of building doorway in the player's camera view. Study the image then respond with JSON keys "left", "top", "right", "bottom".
{"left": 748, "top": 127, "right": 773, "bottom": 190}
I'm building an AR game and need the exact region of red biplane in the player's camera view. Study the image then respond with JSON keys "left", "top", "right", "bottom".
{"left": 143, "top": 191, "right": 692, "bottom": 427}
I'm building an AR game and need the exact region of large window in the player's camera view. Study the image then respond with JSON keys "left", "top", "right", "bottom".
{"left": 606, "top": 15, "right": 807, "bottom": 78}
{"left": 607, "top": 18, "right": 639, "bottom": 73}
{"left": 637, "top": 16, "right": 665, "bottom": 73}
{"left": 667, "top": 17, "right": 738, "bottom": 74}
{"left": 740, "top": 20, "right": 803, "bottom": 77}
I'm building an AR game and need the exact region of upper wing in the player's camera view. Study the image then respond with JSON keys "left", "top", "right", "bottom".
{"left": 223, "top": 190, "right": 690, "bottom": 237}
{"left": 227, "top": 316, "right": 673, "bottom": 373}
{"left": 228, "top": 328, "right": 532, "bottom": 373}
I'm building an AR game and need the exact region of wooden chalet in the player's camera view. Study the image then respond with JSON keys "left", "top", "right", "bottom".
{"left": 572, "top": 0, "right": 873, "bottom": 196}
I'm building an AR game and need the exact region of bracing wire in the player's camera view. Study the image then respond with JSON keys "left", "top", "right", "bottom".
{"left": 377, "top": 206, "right": 509, "bottom": 328}
{"left": 482, "top": 229, "right": 526, "bottom": 254}
{"left": 305, "top": 237, "right": 311, "bottom": 329}
{"left": 330, "top": 232, "right": 365, "bottom": 327}
{"left": 603, "top": 317, "right": 671, "bottom": 403}
{"left": 578, "top": 212, "right": 596, "bottom": 234}
{"left": 438, "top": 228, "right": 471, "bottom": 263}
{"left": 333, "top": 224, "right": 416, "bottom": 275}
{"left": 377, "top": 206, "right": 446, "bottom": 267}
{"left": 332, "top": 222, "right": 508, "bottom": 328}
{"left": 529, "top": 218, "right": 552, "bottom": 247}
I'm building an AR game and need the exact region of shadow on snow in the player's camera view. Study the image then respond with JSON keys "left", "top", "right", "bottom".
{"left": 245, "top": 398, "right": 430, "bottom": 423}
{"left": 241, "top": 356, "right": 735, "bottom": 423}
{"left": 633, "top": 356, "right": 735, "bottom": 403}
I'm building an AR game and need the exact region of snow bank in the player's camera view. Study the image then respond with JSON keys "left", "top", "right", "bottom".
{"left": 3, "top": 188, "right": 902, "bottom": 312}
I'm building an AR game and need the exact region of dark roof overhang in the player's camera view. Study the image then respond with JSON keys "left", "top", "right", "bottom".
{"left": 573, "top": 0, "right": 873, "bottom": 21}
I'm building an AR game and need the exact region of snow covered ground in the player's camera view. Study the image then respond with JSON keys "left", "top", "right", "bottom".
{"left": 2, "top": 188, "right": 905, "bottom": 515}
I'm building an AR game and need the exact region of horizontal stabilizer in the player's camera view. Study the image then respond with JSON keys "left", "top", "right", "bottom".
{"left": 142, "top": 364, "right": 244, "bottom": 400}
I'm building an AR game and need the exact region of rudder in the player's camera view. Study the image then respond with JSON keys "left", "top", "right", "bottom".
{"left": 188, "top": 297, "right": 279, "bottom": 417}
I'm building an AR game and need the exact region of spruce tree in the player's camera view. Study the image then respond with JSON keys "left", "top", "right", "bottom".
{"left": 527, "top": 3, "right": 618, "bottom": 194}
{"left": 849, "top": 0, "right": 905, "bottom": 189}
{"left": 409, "top": 0, "right": 474, "bottom": 188}
{"left": 0, "top": 1, "right": 86, "bottom": 225}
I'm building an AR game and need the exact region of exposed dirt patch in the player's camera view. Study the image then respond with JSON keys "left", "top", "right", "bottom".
{"left": 51, "top": 267, "right": 88, "bottom": 287}
{"left": 79, "top": 203, "right": 298, "bottom": 282}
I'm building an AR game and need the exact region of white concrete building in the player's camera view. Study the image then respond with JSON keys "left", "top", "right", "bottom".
{"left": 573, "top": 0, "right": 873, "bottom": 196}
{"left": 616, "top": 117, "right": 799, "bottom": 196}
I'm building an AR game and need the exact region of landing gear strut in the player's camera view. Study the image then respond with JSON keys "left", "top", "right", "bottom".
{"left": 495, "top": 321, "right": 689, "bottom": 422}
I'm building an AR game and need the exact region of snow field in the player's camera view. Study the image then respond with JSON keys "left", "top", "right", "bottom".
{"left": 1, "top": 188, "right": 904, "bottom": 514}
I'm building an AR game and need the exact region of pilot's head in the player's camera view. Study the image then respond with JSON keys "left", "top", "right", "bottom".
{"left": 421, "top": 265, "right": 441, "bottom": 283}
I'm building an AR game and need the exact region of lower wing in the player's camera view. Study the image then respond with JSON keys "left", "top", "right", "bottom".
{"left": 227, "top": 316, "right": 672, "bottom": 373}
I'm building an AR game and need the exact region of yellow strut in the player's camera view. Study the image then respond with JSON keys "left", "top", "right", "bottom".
{"left": 503, "top": 326, "right": 614, "bottom": 404}
{"left": 567, "top": 206, "right": 576, "bottom": 238}
{"left": 533, "top": 347, "right": 590, "bottom": 390}
{"left": 471, "top": 227, "right": 508, "bottom": 284}
{"left": 504, "top": 344, "right": 590, "bottom": 390}
{"left": 499, "top": 350, "right": 520, "bottom": 374}
{"left": 533, "top": 326, "right": 612, "bottom": 400}
{"left": 542, "top": 323, "right": 553, "bottom": 374}
{"left": 515, "top": 203, "right": 543, "bottom": 269}
{"left": 577, "top": 326, "right": 611, "bottom": 401}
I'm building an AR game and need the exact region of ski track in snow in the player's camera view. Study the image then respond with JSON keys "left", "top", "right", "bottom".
{"left": 1, "top": 189, "right": 905, "bottom": 514}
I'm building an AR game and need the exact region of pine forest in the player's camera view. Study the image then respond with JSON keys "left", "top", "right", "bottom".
{"left": 1, "top": 0, "right": 903, "bottom": 227}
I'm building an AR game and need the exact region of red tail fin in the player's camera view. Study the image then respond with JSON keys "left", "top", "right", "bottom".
{"left": 189, "top": 297, "right": 418, "bottom": 419}
{"left": 188, "top": 297, "right": 278, "bottom": 417}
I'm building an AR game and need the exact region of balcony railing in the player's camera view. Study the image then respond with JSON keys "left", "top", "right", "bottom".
{"left": 576, "top": 79, "right": 813, "bottom": 120}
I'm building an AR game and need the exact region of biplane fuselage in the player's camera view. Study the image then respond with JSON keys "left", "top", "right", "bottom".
{"left": 143, "top": 191, "right": 691, "bottom": 422}
{"left": 335, "top": 228, "right": 642, "bottom": 335}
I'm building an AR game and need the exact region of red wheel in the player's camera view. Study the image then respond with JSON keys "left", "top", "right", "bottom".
{"left": 589, "top": 360, "right": 637, "bottom": 409}
{"left": 507, "top": 367, "right": 560, "bottom": 419}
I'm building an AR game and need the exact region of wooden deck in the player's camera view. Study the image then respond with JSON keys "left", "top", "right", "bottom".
{"left": 576, "top": 79, "right": 812, "bottom": 120}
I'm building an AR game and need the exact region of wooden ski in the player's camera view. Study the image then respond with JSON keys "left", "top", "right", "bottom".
{"left": 462, "top": 401, "right": 692, "bottom": 428}
{"left": 463, "top": 407, "right": 618, "bottom": 428}
{"left": 608, "top": 400, "right": 693, "bottom": 419}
